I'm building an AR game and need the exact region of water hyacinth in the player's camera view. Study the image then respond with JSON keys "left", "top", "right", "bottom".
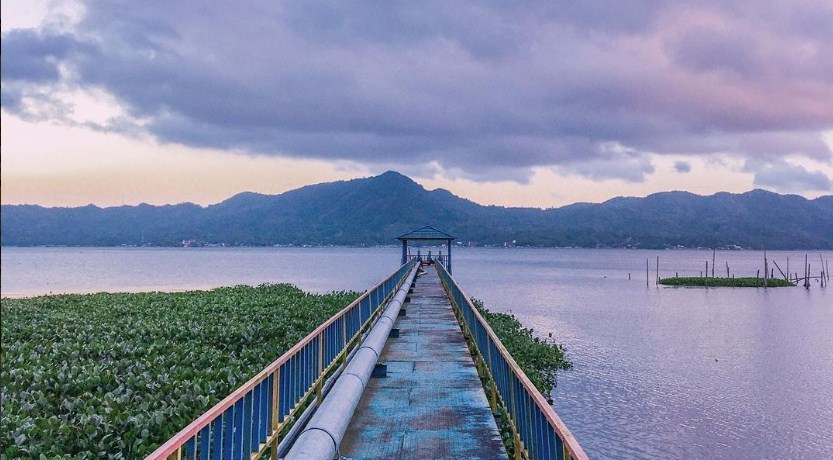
{"left": 1, "top": 285, "right": 358, "bottom": 459}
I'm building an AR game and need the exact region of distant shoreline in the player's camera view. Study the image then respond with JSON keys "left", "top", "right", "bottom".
{"left": 4, "top": 173, "right": 832, "bottom": 250}
{"left": 3, "top": 244, "right": 832, "bottom": 250}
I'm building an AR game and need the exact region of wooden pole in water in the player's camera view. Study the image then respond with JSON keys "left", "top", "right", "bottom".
{"left": 712, "top": 248, "right": 716, "bottom": 278}
{"left": 706, "top": 261, "right": 709, "bottom": 278}
{"left": 646, "top": 259, "right": 649, "bottom": 287}
{"left": 786, "top": 257, "right": 789, "bottom": 281}
{"left": 656, "top": 256, "right": 659, "bottom": 285}
{"left": 820, "top": 254, "right": 826, "bottom": 287}
{"left": 772, "top": 260, "right": 788, "bottom": 281}
{"left": 764, "top": 251, "right": 768, "bottom": 288}
{"left": 805, "top": 254, "right": 810, "bottom": 288}
{"left": 726, "top": 262, "right": 730, "bottom": 279}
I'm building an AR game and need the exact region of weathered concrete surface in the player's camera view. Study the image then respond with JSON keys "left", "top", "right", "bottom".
{"left": 340, "top": 265, "right": 508, "bottom": 460}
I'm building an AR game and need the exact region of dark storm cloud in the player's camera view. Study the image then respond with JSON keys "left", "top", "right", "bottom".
{"left": 2, "top": 0, "right": 832, "bottom": 182}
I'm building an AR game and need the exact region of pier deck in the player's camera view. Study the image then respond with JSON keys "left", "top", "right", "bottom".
{"left": 340, "top": 265, "right": 508, "bottom": 459}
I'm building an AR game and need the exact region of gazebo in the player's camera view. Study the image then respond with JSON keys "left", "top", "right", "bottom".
{"left": 396, "top": 225, "right": 456, "bottom": 273}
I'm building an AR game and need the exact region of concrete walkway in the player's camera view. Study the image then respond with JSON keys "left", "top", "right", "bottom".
{"left": 340, "top": 265, "right": 508, "bottom": 459}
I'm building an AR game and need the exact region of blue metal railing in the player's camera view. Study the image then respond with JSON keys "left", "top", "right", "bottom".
{"left": 147, "top": 259, "right": 418, "bottom": 460}
{"left": 436, "top": 261, "right": 588, "bottom": 460}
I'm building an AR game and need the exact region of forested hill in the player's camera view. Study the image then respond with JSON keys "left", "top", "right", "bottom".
{"left": 2, "top": 171, "right": 832, "bottom": 249}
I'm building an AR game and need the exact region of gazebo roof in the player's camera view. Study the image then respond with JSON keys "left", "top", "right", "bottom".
{"left": 396, "top": 225, "right": 455, "bottom": 241}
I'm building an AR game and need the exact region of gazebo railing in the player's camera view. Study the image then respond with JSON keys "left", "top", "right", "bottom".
{"left": 436, "top": 261, "right": 588, "bottom": 460}
{"left": 146, "top": 259, "right": 418, "bottom": 460}
{"left": 407, "top": 253, "right": 449, "bottom": 266}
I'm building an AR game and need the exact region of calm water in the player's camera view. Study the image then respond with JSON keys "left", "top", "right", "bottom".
{"left": 2, "top": 247, "right": 832, "bottom": 459}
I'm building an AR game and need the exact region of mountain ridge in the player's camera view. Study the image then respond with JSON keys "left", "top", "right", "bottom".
{"left": 2, "top": 171, "right": 832, "bottom": 249}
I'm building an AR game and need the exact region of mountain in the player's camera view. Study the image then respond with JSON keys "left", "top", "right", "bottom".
{"left": 2, "top": 171, "right": 832, "bottom": 249}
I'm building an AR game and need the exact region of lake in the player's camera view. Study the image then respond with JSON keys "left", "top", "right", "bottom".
{"left": 2, "top": 247, "right": 832, "bottom": 459}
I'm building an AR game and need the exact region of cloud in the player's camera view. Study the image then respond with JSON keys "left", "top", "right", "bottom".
{"left": 674, "top": 161, "right": 692, "bottom": 173}
{"left": 562, "top": 155, "right": 655, "bottom": 183}
{"left": 0, "top": 87, "right": 23, "bottom": 113}
{"left": 559, "top": 143, "right": 656, "bottom": 182}
{"left": 749, "top": 160, "right": 833, "bottom": 193}
{"left": 2, "top": 0, "right": 833, "bottom": 183}
{"left": 0, "top": 29, "right": 77, "bottom": 83}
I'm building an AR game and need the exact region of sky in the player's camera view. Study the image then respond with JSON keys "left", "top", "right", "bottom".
{"left": 2, "top": 0, "right": 833, "bottom": 209}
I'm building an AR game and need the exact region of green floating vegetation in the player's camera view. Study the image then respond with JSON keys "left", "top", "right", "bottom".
{"left": 659, "top": 277, "right": 794, "bottom": 287}
{"left": 0, "top": 285, "right": 359, "bottom": 459}
{"left": 471, "top": 299, "right": 571, "bottom": 395}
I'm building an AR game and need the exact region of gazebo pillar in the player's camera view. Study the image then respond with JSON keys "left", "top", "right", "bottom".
{"left": 401, "top": 240, "right": 408, "bottom": 265}
{"left": 447, "top": 239, "right": 452, "bottom": 274}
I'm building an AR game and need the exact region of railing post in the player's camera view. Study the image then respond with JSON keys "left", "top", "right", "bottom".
{"left": 270, "top": 368, "right": 280, "bottom": 460}
{"left": 487, "top": 342, "right": 497, "bottom": 413}
{"left": 513, "top": 432, "right": 523, "bottom": 460}
{"left": 510, "top": 376, "right": 522, "bottom": 460}
{"left": 316, "top": 334, "right": 324, "bottom": 403}
{"left": 490, "top": 379, "right": 498, "bottom": 413}
{"left": 341, "top": 317, "right": 348, "bottom": 369}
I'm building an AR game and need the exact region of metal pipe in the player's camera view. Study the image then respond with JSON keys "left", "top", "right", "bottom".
{"left": 276, "top": 332, "right": 361, "bottom": 459}
{"left": 284, "top": 264, "right": 419, "bottom": 460}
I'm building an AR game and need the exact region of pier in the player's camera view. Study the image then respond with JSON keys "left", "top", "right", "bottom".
{"left": 147, "top": 228, "right": 586, "bottom": 460}
{"left": 339, "top": 264, "right": 507, "bottom": 459}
